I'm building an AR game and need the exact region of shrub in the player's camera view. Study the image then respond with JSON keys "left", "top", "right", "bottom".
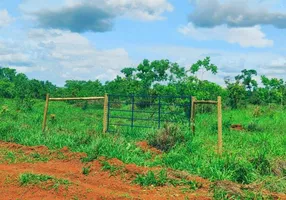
{"left": 148, "top": 123, "right": 185, "bottom": 152}
{"left": 16, "top": 97, "right": 35, "bottom": 111}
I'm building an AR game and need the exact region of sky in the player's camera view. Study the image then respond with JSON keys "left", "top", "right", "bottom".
{"left": 1, "top": 0, "right": 286, "bottom": 86}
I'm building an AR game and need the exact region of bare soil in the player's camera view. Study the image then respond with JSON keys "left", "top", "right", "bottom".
{"left": 0, "top": 141, "right": 211, "bottom": 200}
{"left": 0, "top": 141, "right": 285, "bottom": 200}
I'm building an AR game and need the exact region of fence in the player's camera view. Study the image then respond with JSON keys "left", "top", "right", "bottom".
{"left": 42, "top": 94, "right": 105, "bottom": 133}
{"left": 43, "top": 94, "right": 223, "bottom": 155}
{"left": 106, "top": 94, "right": 193, "bottom": 133}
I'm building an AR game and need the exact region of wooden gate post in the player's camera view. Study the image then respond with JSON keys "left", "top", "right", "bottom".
{"left": 42, "top": 93, "right": 50, "bottom": 133}
{"left": 217, "top": 96, "right": 223, "bottom": 156}
{"left": 103, "top": 93, "right": 108, "bottom": 133}
{"left": 191, "top": 97, "right": 196, "bottom": 135}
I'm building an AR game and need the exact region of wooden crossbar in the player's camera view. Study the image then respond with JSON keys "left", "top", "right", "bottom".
{"left": 49, "top": 97, "right": 104, "bottom": 101}
{"left": 194, "top": 100, "right": 217, "bottom": 104}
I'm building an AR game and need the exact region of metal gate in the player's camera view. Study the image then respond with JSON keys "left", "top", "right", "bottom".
{"left": 107, "top": 94, "right": 193, "bottom": 132}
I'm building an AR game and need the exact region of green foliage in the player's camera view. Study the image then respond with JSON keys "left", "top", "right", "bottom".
{"left": 148, "top": 124, "right": 186, "bottom": 152}
{"left": 82, "top": 166, "right": 91, "bottom": 176}
{"left": 20, "top": 173, "right": 53, "bottom": 185}
{"left": 19, "top": 173, "right": 70, "bottom": 190}
{"left": 190, "top": 57, "right": 218, "bottom": 78}
{"left": 134, "top": 170, "right": 164, "bottom": 186}
{"left": 225, "top": 77, "right": 247, "bottom": 109}
{"left": 134, "top": 170, "right": 202, "bottom": 189}
{"left": 2, "top": 56, "right": 286, "bottom": 108}
{"left": 235, "top": 69, "right": 258, "bottom": 91}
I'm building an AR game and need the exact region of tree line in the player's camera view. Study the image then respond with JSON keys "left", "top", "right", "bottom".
{"left": 1, "top": 57, "right": 285, "bottom": 109}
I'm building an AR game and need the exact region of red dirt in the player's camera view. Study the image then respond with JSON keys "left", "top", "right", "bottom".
{"left": 230, "top": 124, "right": 244, "bottom": 131}
{"left": 0, "top": 141, "right": 87, "bottom": 161}
{"left": 136, "top": 141, "right": 162, "bottom": 155}
{"left": 1, "top": 141, "right": 285, "bottom": 200}
{"left": 0, "top": 141, "right": 211, "bottom": 200}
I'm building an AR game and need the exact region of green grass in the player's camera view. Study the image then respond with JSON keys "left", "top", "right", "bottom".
{"left": 19, "top": 173, "right": 70, "bottom": 190}
{"left": 0, "top": 148, "right": 49, "bottom": 164}
{"left": 1, "top": 99, "right": 286, "bottom": 196}
{"left": 133, "top": 169, "right": 202, "bottom": 189}
{"left": 82, "top": 166, "right": 91, "bottom": 176}
{"left": 134, "top": 170, "right": 168, "bottom": 187}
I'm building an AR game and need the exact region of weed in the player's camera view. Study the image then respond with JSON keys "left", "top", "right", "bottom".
{"left": 148, "top": 123, "right": 185, "bottom": 152}
{"left": 4, "top": 151, "right": 16, "bottom": 163}
{"left": 82, "top": 166, "right": 91, "bottom": 176}
{"left": 134, "top": 170, "right": 163, "bottom": 187}
{"left": 101, "top": 161, "right": 123, "bottom": 175}
{"left": 250, "top": 153, "right": 272, "bottom": 176}
{"left": 19, "top": 173, "right": 70, "bottom": 190}
{"left": 133, "top": 169, "right": 201, "bottom": 189}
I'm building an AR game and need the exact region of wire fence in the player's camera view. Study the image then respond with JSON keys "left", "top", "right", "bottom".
{"left": 107, "top": 94, "right": 193, "bottom": 132}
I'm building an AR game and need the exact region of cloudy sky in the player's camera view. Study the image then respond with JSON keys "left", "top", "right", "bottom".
{"left": 1, "top": 0, "right": 286, "bottom": 85}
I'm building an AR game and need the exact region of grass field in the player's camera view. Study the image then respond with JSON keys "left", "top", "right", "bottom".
{"left": 0, "top": 98, "right": 285, "bottom": 199}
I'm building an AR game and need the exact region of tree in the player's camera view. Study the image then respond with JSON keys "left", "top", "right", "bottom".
{"left": 120, "top": 59, "right": 186, "bottom": 95}
{"left": 224, "top": 76, "right": 246, "bottom": 109}
{"left": 261, "top": 75, "right": 284, "bottom": 105}
{"left": 235, "top": 69, "right": 258, "bottom": 91}
{"left": 189, "top": 57, "right": 218, "bottom": 79}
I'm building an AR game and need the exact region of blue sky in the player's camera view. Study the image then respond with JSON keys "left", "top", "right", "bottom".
{"left": 0, "top": 0, "right": 286, "bottom": 85}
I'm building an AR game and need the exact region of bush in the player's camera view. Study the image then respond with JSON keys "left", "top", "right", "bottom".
{"left": 148, "top": 124, "right": 186, "bottom": 152}
{"left": 16, "top": 97, "right": 35, "bottom": 111}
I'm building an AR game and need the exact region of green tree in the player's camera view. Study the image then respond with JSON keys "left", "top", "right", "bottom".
{"left": 235, "top": 69, "right": 258, "bottom": 91}
{"left": 189, "top": 57, "right": 218, "bottom": 79}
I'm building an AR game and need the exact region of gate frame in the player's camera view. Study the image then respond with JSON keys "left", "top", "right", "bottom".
{"left": 191, "top": 96, "right": 223, "bottom": 155}
{"left": 42, "top": 93, "right": 222, "bottom": 155}
{"left": 106, "top": 94, "right": 193, "bottom": 132}
{"left": 42, "top": 94, "right": 106, "bottom": 133}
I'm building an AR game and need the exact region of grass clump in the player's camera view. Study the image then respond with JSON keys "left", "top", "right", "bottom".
{"left": 101, "top": 161, "right": 124, "bottom": 175}
{"left": 134, "top": 170, "right": 167, "bottom": 187}
{"left": 19, "top": 173, "right": 70, "bottom": 190}
{"left": 148, "top": 124, "right": 186, "bottom": 152}
{"left": 212, "top": 181, "right": 274, "bottom": 200}
{"left": 82, "top": 166, "right": 91, "bottom": 176}
{"left": 134, "top": 169, "right": 202, "bottom": 190}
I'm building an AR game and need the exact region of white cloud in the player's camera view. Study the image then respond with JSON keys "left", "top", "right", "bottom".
{"left": 65, "top": 0, "right": 174, "bottom": 20}
{"left": 179, "top": 23, "right": 273, "bottom": 48}
{"left": 188, "top": 0, "right": 286, "bottom": 29}
{"left": 19, "top": 0, "right": 173, "bottom": 33}
{"left": 0, "top": 10, "right": 13, "bottom": 28}
{"left": 0, "top": 29, "right": 132, "bottom": 85}
{"left": 137, "top": 45, "right": 286, "bottom": 84}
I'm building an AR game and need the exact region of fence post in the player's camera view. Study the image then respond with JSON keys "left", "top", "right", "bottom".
{"left": 131, "top": 95, "right": 135, "bottom": 128}
{"left": 42, "top": 93, "right": 50, "bottom": 133}
{"left": 158, "top": 96, "right": 161, "bottom": 129}
{"left": 103, "top": 93, "right": 108, "bottom": 133}
{"left": 191, "top": 96, "right": 196, "bottom": 135}
{"left": 217, "top": 96, "right": 223, "bottom": 156}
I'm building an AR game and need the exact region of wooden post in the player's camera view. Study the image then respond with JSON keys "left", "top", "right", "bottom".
{"left": 42, "top": 94, "right": 50, "bottom": 133}
{"left": 191, "top": 97, "right": 196, "bottom": 135}
{"left": 103, "top": 93, "right": 108, "bottom": 133}
{"left": 217, "top": 96, "right": 223, "bottom": 156}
